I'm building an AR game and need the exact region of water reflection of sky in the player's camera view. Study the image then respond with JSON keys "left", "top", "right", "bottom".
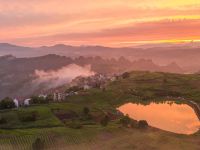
{"left": 118, "top": 102, "right": 200, "bottom": 134}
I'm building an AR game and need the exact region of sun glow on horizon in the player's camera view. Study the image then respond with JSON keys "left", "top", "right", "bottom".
{"left": 0, "top": 0, "right": 200, "bottom": 47}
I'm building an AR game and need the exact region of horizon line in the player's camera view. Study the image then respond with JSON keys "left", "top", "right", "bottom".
{"left": 1, "top": 39, "right": 200, "bottom": 49}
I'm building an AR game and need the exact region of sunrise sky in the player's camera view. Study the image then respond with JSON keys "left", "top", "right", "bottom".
{"left": 0, "top": 0, "right": 200, "bottom": 47}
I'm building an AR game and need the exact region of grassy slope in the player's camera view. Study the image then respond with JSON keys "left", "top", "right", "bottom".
{"left": 65, "top": 71, "right": 200, "bottom": 108}
{"left": 0, "top": 105, "right": 62, "bottom": 129}
{"left": 107, "top": 71, "right": 200, "bottom": 104}
{"left": 0, "top": 127, "right": 199, "bottom": 150}
{"left": 0, "top": 71, "right": 200, "bottom": 149}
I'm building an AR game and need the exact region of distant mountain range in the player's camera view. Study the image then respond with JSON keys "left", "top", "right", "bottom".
{"left": 0, "top": 54, "right": 183, "bottom": 99}
{"left": 0, "top": 43, "right": 200, "bottom": 72}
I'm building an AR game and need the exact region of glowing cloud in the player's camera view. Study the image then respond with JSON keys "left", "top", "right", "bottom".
{"left": 0, "top": 0, "right": 200, "bottom": 46}
{"left": 33, "top": 64, "right": 95, "bottom": 89}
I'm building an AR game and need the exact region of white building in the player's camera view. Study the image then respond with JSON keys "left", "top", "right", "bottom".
{"left": 83, "top": 85, "right": 91, "bottom": 90}
{"left": 13, "top": 98, "right": 19, "bottom": 108}
{"left": 24, "top": 98, "right": 31, "bottom": 106}
{"left": 110, "top": 76, "right": 117, "bottom": 82}
{"left": 39, "top": 94, "right": 47, "bottom": 99}
{"left": 53, "top": 92, "right": 65, "bottom": 101}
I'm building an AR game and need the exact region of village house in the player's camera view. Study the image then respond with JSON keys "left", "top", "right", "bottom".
{"left": 83, "top": 85, "right": 92, "bottom": 90}
{"left": 13, "top": 98, "right": 19, "bottom": 108}
{"left": 24, "top": 98, "right": 31, "bottom": 106}
{"left": 38, "top": 94, "right": 47, "bottom": 99}
{"left": 49, "top": 74, "right": 119, "bottom": 102}
{"left": 71, "top": 74, "right": 110, "bottom": 90}
{"left": 65, "top": 91, "right": 78, "bottom": 97}
{"left": 53, "top": 92, "right": 65, "bottom": 101}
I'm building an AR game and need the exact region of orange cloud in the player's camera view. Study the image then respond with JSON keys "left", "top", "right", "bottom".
{"left": 0, "top": 0, "right": 200, "bottom": 46}
{"left": 8, "top": 19, "right": 200, "bottom": 47}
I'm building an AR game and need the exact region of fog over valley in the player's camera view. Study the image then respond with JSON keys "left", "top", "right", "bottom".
{"left": 0, "top": 52, "right": 183, "bottom": 99}
{"left": 1, "top": 42, "right": 200, "bottom": 72}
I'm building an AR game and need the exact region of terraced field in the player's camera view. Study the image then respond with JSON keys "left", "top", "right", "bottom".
{"left": 0, "top": 71, "right": 200, "bottom": 149}
{"left": 0, "top": 127, "right": 199, "bottom": 150}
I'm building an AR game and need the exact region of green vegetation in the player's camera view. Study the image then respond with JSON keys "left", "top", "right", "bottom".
{"left": 0, "top": 97, "right": 15, "bottom": 110}
{"left": 0, "top": 127, "right": 199, "bottom": 150}
{"left": 0, "top": 105, "right": 62, "bottom": 129}
{"left": 138, "top": 120, "right": 149, "bottom": 129}
{"left": 0, "top": 117, "right": 7, "bottom": 124}
{"left": 67, "top": 120, "right": 82, "bottom": 129}
{"left": 18, "top": 111, "right": 38, "bottom": 122}
{"left": 100, "top": 115, "right": 110, "bottom": 126}
{"left": 32, "top": 138, "right": 45, "bottom": 150}
{"left": 82, "top": 107, "right": 90, "bottom": 116}
{"left": 30, "top": 96, "right": 49, "bottom": 104}
{"left": 122, "top": 72, "right": 130, "bottom": 79}
{"left": 0, "top": 71, "right": 200, "bottom": 149}
{"left": 81, "top": 71, "right": 200, "bottom": 106}
{"left": 120, "top": 115, "right": 132, "bottom": 127}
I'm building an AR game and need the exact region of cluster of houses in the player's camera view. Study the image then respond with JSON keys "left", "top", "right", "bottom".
{"left": 52, "top": 74, "right": 118, "bottom": 101}
{"left": 71, "top": 74, "right": 117, "bottom": 90}
{"left": 11, "top": 73, "right": 119, "bottom": 107}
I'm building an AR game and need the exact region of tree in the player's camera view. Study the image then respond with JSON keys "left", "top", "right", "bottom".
{"left": 83, "top": 107, "right": 90, "bottom": 115}
{"left": 32, "top": 138, "right": 45, "bottom": 150}
{"left": 122, "top": 72, "right": 130, "bottom": 79}
{"left": 30, "top": 96, "right": 48, "bottom": 104}
{"left": 138, "top": 120, "right": 148, "bottom": 129}
{"left": 45, "top": 94, "right": 53, "bottom": 102}
{"left": 100, "top": 115, "right": 109, "bottom": 126}
{"left": 130, "top": 120, "right": 138, "bottom": 128}
{"left": 68, "top": 120, "right": 82, "bottom": 129}
{"left": 66, "top": 86, "right": 82, "bottom": 93}
{"left": 18, "top": 111, "right": 38, "bottom": 122}
{"left": 0, "top": 97, "right": 15, "bottom": 110}
{"left": 120, "top": 115, "right": 131, "bottom": 127}
{"left": 0, "top": 117, "right": 7, "bottom": 124}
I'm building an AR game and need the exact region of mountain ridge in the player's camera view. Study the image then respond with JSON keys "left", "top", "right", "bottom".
{"left": 0, "top": 54, "right": 183, "bottom": 99}
{"left": 1, "top": 42, "right": 200, "bottom": 72}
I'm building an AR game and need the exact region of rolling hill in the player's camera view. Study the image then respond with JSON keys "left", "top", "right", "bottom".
{"left": 0, "top": 55, "right": 183, "bottom": 99}
{"left": 1, "top": 43, "right": 200, "bottom": 72}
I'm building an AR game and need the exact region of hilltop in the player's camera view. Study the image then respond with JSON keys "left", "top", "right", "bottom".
{"left": 0, "top": 71, "right": 200, "bottom": 149}
{"left": 1, "top": 43, "right": 200, "bottom": 72}
{"left": 64, "top": 71, "right": 200, "bottom": 105}
{"left": 0, "top": 54, "right": 183, "bottom": 99}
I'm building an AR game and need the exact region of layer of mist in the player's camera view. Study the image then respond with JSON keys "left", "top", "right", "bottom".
{"left": 33, "top": 64, "right": 95, "bottom": 90}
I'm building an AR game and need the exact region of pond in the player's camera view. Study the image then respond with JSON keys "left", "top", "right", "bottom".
{"left": 118, "top": 101, "right": 200, "bottom": 134}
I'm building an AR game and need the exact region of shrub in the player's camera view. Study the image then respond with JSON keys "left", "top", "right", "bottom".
{"left": 100, "top": 115, "right": 109, "bottom": 126}
{"left": 122, "top": 72, "right": 130, "bottom": 79}
{"left": 83, "top": 107, "right": 90, "bottom": 115}
{"left": 130, "top": 120, "right": 138, "bottom": 128}
{"left": 80, "top": 107, "right": 93, "bottom": 121}
{"left": 45, "top": 94, "right": 53, "bottom": 102}
{"left": 0, "top": 97, "right": 15, "bottom": 110}
{"left": 68, "top": 120, "right": 82, "bottom": 129}
{"left": 80, "top": 115, "right": 92, "bottom": 121}
{"left": 18, "top": 111, "right": 38, "bottom": 122}
{"left": 0, "top": 117, "right": 7, "bottom": 124}
{"left": 32, "top": 138, "right": 45, "bottom": 150}
{"left": 66, "top": 86, "right": 82, "bottom": 92}
{"left": 30, "top": 96, "right": 48, "bottom": 104}
{"left": 120, "top": 115, "right": 131, "bottom": 127}
{"left": 138, "top": 120, "right": 148, "bottom": 129}
{"left": 163, "top": 78, "right": 167, "bottom": 83}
